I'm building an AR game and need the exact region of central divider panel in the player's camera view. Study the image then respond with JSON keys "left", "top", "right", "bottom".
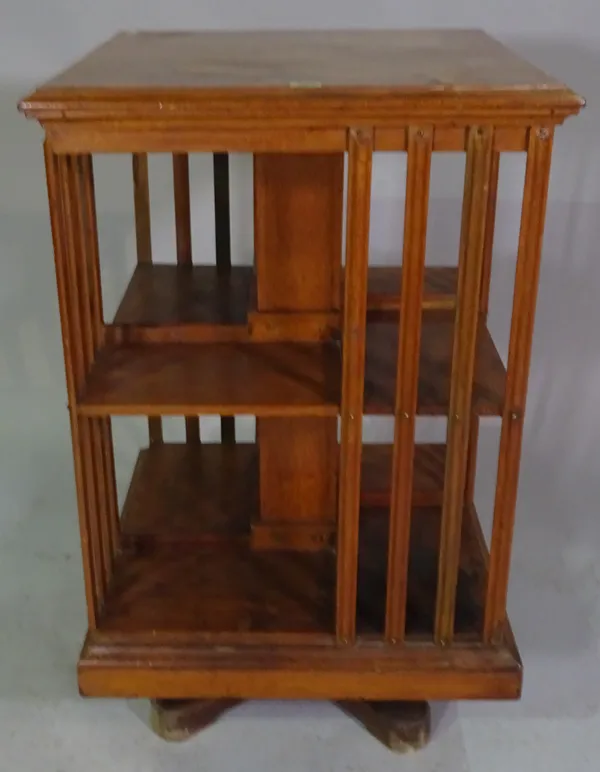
{"left": 251, "top": 153, "right": 344, "bottom": 550}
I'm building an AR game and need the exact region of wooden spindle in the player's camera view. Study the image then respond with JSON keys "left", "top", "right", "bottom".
{"left": 80, "top": 155, "right": 120, "bottom": 562}
{"left": 50, "top": 149, "right": 108, "bottom": 618}
{"left": 484, "top": 127, "right": 554, "bottom": 642}
{"left": 464, "top": 151, "right": 500, "bottom": 504}
{"left": 45, "top": 144, "right": 100, "bottom": 626}
{"left": 173, "top": 153, "right": 201, "bottom": 444}
{"left": 214, "top": 153, "right": 236, "bottom": 444}
{"left": 336, "top": 129, "right": 372, "bottom": 643}
{"left": 385, "top": 127, "right": 433, "bottom": 642}
{"left": 435, "top": 127, "right": 494, "bottom": 644}
{"left": 68, "top": 156, "right": 111, "bottom": 596}
{"left": 132, "top": 153, "right": 163, "bottom": 445}
{"left": 75, "top": 156, "right": 114, "bottom": 578}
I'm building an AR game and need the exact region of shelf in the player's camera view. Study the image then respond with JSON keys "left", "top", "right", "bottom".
{"left": 365, "top": 311, "right": 506, "bottom": 415}
{"left": 78, "top": 341, "right": 340, "bottom": 417}
{"left": 80, "top": 312, "right": 503, "bottom": 417}
{"left": 110, "top": 263, "right": 459, "bottom": 338}
{"left": 101, "top": 501, "right": 486, "bottom": 639}
{"left": 113, "top": 264, "right": 253, "bottom": 341}
{"left": 357, "top": 503, "right": 487, "bottom": 637}
{"left": 367, "top": 265, "right": 457, "bottom": 312}
{"left": 106, "top": 441, "right": 466, "bottom": 640}
{"left": 120, "top": 442, "right": 446, "bottom": 546}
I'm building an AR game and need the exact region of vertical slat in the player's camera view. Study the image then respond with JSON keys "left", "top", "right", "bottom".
{"left": 173, "top": 153, "right": 201, "bottom": 444}
{"left": 47, "top": 147, "right": 109, "bottom": 623}
{"left": 465, "top": 151, "right": 500, "bottom": 502}
{"left": 336, "top": 129, "right": 372, "bottom": 643}
{"left": 80, "top": 155, "right": 120, "bottom": 561}
{"left": 435, "top": 126, "right": 494, "bottom": 644}
{"left": 214, "top": 153, "right": 236, "bottom": 444}
{"left": 67, "top": 156, "right": 111, "bottom": 598}
{"left": 77, "top": 156, "right": 118, "bottom": 576}
{"left": 385, "top": 127, "right": 433, "bottom": 642}
{"left": 484, "top": 127, "right": 554, "bottom": 642}
{"left": 61, "top": 156, "right": 109, "bottom": 607}
{"left": 173, "top": 153, "right": 193, "bottom": 265}
{"left": 132, "top": 153, "right": 163, "bottom": 445}
{"left": 214, "top": 153, "right": 232, "bottom": 276}
{"left": 45, "top": 143, "right": 99, "bottom": 627}
{"left": 132, "top": 153, "right": 152, "bottom": 265}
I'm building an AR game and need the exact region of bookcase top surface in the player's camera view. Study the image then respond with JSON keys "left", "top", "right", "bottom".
{"left": 23, "top": 29, "right": 582, "bottom": 95}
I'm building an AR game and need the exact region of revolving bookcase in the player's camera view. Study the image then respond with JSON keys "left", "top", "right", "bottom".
{"left": 19, "top": 30, "right": 583, "bottom": 749}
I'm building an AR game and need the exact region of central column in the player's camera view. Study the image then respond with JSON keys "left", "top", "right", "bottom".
{"left": 251, "top": 152, "right": 344, "bottom": 550}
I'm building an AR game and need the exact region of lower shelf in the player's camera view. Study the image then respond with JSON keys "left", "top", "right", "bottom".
{"left": 94, "top": 442, "right": 481, "bottom": 640}
{"left": 81, "top": 441, "right": 521, "bottom": 700}
{"left": 104, "top": 503, "right": 486, "bottom": 639}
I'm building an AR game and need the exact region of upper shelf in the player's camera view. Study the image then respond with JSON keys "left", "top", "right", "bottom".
{"left": 112, "top": 263, "right": 458, "bottom": 340}
{"left": 80, "top": 262, "right": 505, "bottom": 417}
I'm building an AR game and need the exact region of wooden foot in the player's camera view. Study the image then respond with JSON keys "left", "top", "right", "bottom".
{"left": 337, "top": 700, "right": 431, "bottom": 753}
{"left": 149, "top": 699, "right": 240, "bottom": 742}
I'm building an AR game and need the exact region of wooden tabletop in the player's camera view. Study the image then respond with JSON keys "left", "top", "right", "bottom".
{"left": 20, "top": 30, "right": 584, "bottom": 124}
{"left": 35, "top": 30, "right": 568, "bottom": 91}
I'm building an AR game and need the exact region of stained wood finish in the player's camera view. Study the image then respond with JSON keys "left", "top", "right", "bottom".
{"left": 435, "top": 127, "right": 494, "bottom": 644}
{"left": 465, "top": 150, "right": 500, "bottom": 503}
{"left": 79, "top": 646, "right": 521, "bottom": 701}
{"left": 172, "top": 153, "right": 200, "bottom": 444}
{"left": 213, "top": 153, "right": 236, "bottom": 444}
{"left": 362, "top": 443, "right": 446, "bottom": 508}
{"left": 84, "top": 318, "right": 505, "bottom": 418}
{"left": 386, "top": 127, "right": 432, "bottom": 642}
{"left": 96, "top": 504, "right": 488, "bottom": 639}
{"left": 79, "top": 341, "right": 339, "bottom": 416}
{"left": 62, "top": 154, "right": 114, "bottom": 608}
{"left": 257, "top": 417, "right": 338, "bottom": 523}
{"left": 111, "top": 263, "right": 459, "bottom": 339}
{"left": 113, "top": 264, "right": 252, "bottom": 330}
{"left": 132, "top": 152, "right": 163, "bottom": 445}
{"left": 77, "top": 501, "right": 522, "bottom": 699}
{"left": 367, "top": 265, "right": 457, "bottom": 312}
{"left": 365, "top": 312, "right": 506, "bottom": 415}
{"left": 253, "top": 152, "right": 342, "bottom": 542}
{"left": 484, "top": 128, "right": 555, "bottom": 642}
{"left": 336, "top": 129, "right": 372, "bottom": 643}
{"left": 25, "top": 29, "right": 582, "bottom": 718}
{"left": 45, "top": 145, "right": 99, "bottom": 626}
{"left": 119, "top": 442, "right": 446, "bottom": 547}
{"left": 254, "top": 153, "right": 343, "bottom": 311}
{"left": 376, "top": 125, "right": 527, "bottom": 153}
{"left": 21, "top": 31, "right": 583, "bottom": 133}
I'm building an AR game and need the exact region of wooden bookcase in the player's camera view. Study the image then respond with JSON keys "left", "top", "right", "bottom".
{"left": 20, "top": 30, "right": 583, "bottom": 746}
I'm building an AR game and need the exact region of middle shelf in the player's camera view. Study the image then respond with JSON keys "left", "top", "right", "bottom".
{"left": 78, "top": 263, "right": 506, "bottom": 417}
{"left": 79, "top": 316, "right": 504, "bottom": 416}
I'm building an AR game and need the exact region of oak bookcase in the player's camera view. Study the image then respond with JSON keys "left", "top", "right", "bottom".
{"left": 19, "top": 30, "right": 583, "bottom": 748}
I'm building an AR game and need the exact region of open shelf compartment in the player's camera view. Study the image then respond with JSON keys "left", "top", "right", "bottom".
{"left": 94, "top": 441, "right": 491, "bottom": 642}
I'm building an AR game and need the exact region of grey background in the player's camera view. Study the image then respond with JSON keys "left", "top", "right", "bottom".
{"left": 0, "top": 4, "right": 598, "bottom": 770}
